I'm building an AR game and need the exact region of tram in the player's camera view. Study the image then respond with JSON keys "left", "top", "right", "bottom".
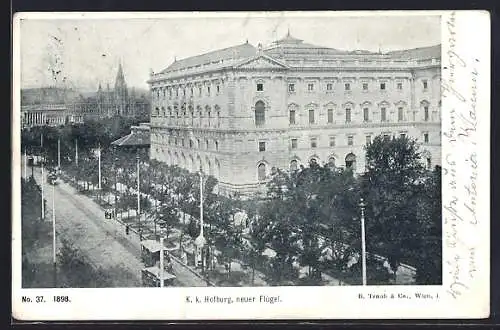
{"left": 141, "top": 266, "right": 176, "bottom": 287}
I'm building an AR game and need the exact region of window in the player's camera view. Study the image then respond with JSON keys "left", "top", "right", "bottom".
{"left": 398, "top": 107, "right": 404, "bottom": 121}
{"left": 423, "top": 80, "right": 428, "bottom": 90}
{"left": 207, "top": 86, "right": 211, "bottom": 95}
{"left": 190, "top": 87, "right": 194, "bottom": 96}
{"left": 347, "top": 136, "right": 354, "bottom": 146}
{"left": 259, "top": 141, "right": 266, "bottom": 152}
{"left": 198, "top": 87, "right": 202, "bottom": 96}
{"left": 362, "top": 83, "right": 368, "bottom": 91}
{"left": 291, "top": 138, "right": 298, "bottom": 149}
{"left": 189, "top": 140, "right": 193, "bottom": 148}
{"left": 216, "top": 85, "right": 220, "bottom": 94}
{"left": 183, "top": 89, "right": 186, "bottom": 96}
{"left": 176, "top": 89, "right": 179, "bottom": 97}
{"left": 290, "top": 160, "right": 298, "bottom": 171}
{"left": 327, "top": 109, "right": 334, "bottom": 124}
{"left": 363, "top": 108, "right": 369, "bottom": 122}
{"left": 327, "top": 83, "right": 333, "bottom": 91}
{"left": 345, "top": 153, "right": 356, "bottom": 170}
{"left": 344, "top": 83, "right": 350, "bottom": 91}
{"left": 346, "top": 108, "right": 351, "bottom": 123}
{"left": 255, "top": 101, "right": 266, "bottom": 126}
{"left": 309, "top": 109, "right": 315, "bottom": 124}
{"left": 257, "top": 163, "right": 266, "bottom": 181}
{"left": 308, "top": 83, "right": 314, "bottom": 91}
{"left": 174, "top": 138, "right": 178, "bottom": 145}
{"left": 381, "top": 107, "right": 387, "bottom": 122}
{"left": 328, "top": 157, "right": 335, "bottom": 167}
{"left": 288, "top": 83, "right": 295, "bottom": 92}
{"left": 397, "top": 82, "right": 403, "bottom": 90}
{"left": 289, "top": 110, "right": 296, "bottom": 125}
{"left": 424, "top": 106, "right": 429, "bottom": 121}
{"left": 310, "top": 138, "right": 317, "bottom": 148}
{"left": 366, "top": 135, "right": 372, "bottom": 145}
{"left": 215, "top": 141, "right": 219, "bottom": 151}
{"left": 257, "top": 83, "right": 264, "bottom": 91}
{"left": 329, "top": 136, "right": 336, "bottom": 147}
{"left": 380, "top": 82, "right": 386, "bottom": 90}
{"left": 206, "top": 140, "right": 209, "bottom": 149}
{"left": 424, "top": 133, "right": 429, "bottom": 143}
{"left": 181, "top": 138, "right": 185, "bottom": 147}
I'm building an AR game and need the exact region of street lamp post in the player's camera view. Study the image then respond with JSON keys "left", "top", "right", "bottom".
{"left": 41, "top": 134, "right": 45, "bottom": 220}
{"left": 75, "top": 139, "right": 78, "bottom": 167}
{"left": 194, "top": 169, "right": 206, "bottom": 274}
{"left": 24, "top": 147, "right": 27, "bottom": 179}
{"left": 57, "top": 138, "right": 61, "bottom": 170}
{"left": 136, "top": 155, "right": 141, "bottom": 237}
{"left": 159, "top": 228, "right": 165, "bottom": 288}
{"left": 359, "top": 198, "right": 367, "bottom": 286}
{"left": 98, "top": 142, "right": 102, "bottom": 190}
{"left": 52, "top": 182, "right": 57, "bottom": 287}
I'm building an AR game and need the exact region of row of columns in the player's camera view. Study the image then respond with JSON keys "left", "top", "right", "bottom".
{"left": 23, "top": 112, "right": 48, "bottom": 126}
{"left": 22, "top": 112, "right": 83, "bottom": 127}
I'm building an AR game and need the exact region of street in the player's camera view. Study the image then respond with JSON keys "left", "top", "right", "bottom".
{"left": 24, "top": 163, "right": 207, "bottom": 287}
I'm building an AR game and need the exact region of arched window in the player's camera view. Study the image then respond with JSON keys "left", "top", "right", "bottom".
{"left": 345, "top": 153, "right": 356, "bottom": 170}
{"left": 328, "top": 157, "right": 336, "bottom": 168}
{"left": 290, "top": 160, "right": 298, "bottom": 171}
{"left": 257, "top": 163, "right": 266, "bottom": 181}
{"left": 255, "top": 101, "right": 265, "bottom": 127}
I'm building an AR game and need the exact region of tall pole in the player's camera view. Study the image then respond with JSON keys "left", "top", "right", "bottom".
{"left": 57, "top": 138, "right": 61, "bottom": 169}
{"left": 24, "top": 148, "right": 27, "bottom": 179}
{"left": 360, "top": 198, "right": 367, "bottom": 286}
{"left": 199, "top": 172, "right": 204, "bottom": 238}
{"left": 160, "top": 232, "right": 164, "bottom": 288}
{"left": 41, "top": 134, "right": 45, "bottom": 220}
{"left": 137, "top": 155, "right": 141, "bottom": 232}
{"left": 98, "top": 142, "right": 102, "bottom": 190}
{"left": 75, "top": 139, "right": 78, "bottom": 167}
{"left": 52, "top": 183, "right": 57, "bottom": 287}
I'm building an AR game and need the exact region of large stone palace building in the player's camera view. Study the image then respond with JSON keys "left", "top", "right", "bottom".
{"left": 147, "top": 33, "right": 441, "bottom": 196}
{"left": 21, "top": 87, "right": 84, "bottom": 128}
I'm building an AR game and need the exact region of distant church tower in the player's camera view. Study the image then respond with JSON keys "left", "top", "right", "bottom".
{"left": 114, "top": 62, "right": 129, "bottom": 116}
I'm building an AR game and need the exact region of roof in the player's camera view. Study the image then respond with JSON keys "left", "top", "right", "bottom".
{"left": 386, "top": 44, "right": 441, "bottom": 60}
{"left": 111, "top": 130, "right": 150, "bottom": 147}
{"left": 142, "top": 266, "right": 176, "bottom": 280}
{"left": 160, "top": 42, "right": 257, "bottom": 73}
{"left": 141, "top": 239, "right": 162, "bottom": 253}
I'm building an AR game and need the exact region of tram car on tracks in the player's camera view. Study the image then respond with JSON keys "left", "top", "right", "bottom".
{"left": 47, "top": 169, "right": 59, "bottom": 185}
{"left": 141, "top": 266, "right": 177, "bottom": 287}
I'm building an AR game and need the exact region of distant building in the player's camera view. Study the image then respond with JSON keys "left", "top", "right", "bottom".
{"left": 148, "top": 33, "right": 441, "bottom": 196}
{"left": 80, "top": 62, "right": 151, "bottom": 120}
{"left": 20, "top": 87, "right": 84, "bottom": 128}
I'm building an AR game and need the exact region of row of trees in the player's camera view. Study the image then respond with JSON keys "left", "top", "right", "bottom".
{"left": 251, "top": 136, "right": 442, "bottom": 285}
{"left": 24, "top": 117, "right": 441, "bottom": 285}
{"left": 21, "top": 115, "right": 147, "bottom": 168}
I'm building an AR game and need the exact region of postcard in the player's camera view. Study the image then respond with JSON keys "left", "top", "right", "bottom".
{"left": 12, "top": 10, "right": 490, "bottom": 320}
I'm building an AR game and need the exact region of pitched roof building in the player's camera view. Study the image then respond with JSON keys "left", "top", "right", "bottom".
{"left": 147, "top": 33, "right": 441, "bottom": 197}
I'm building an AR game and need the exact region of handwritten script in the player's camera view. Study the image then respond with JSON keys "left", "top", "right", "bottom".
{"left": 442, "top": 11, "right": 480, "bottom": 300}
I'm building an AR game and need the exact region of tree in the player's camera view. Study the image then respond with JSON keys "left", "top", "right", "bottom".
{"left": 155, "top": 202, "right": 179, "bottom": 242}
{"left": 361, "top": 135, "right": 437, "bottom": 280}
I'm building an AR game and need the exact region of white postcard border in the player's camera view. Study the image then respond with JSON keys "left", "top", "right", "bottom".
{"left": 12, "top": 10, "right": 490, "bottom": 320}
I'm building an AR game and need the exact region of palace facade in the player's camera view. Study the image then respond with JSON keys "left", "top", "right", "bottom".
{"left": 147, "top": 33, "right": 441, "bottom": 196}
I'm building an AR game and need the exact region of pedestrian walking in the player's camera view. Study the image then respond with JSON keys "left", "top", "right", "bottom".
{"left": 125, "top": 224, "right": 130, "bottom": 235}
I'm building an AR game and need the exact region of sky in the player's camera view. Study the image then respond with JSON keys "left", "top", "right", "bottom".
{"left": 17, "top": 12, "right": 441, "bottom": 92}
